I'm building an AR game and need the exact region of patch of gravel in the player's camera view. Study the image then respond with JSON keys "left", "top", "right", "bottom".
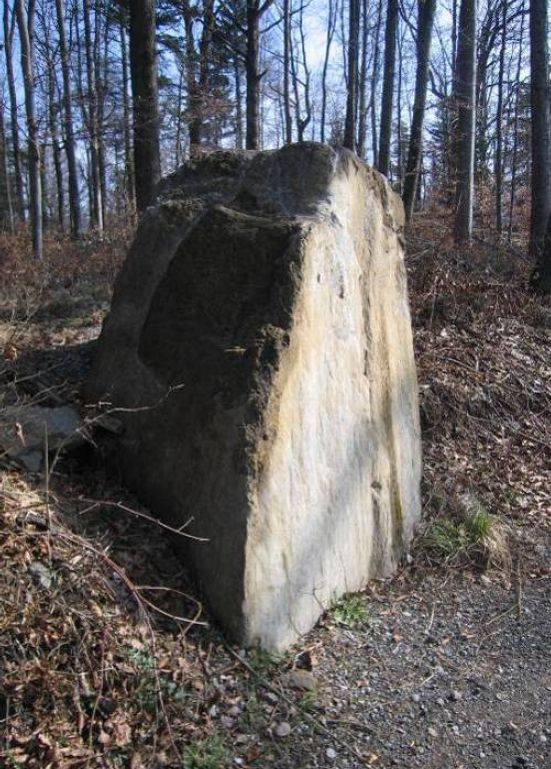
{"left": 254, "top": 570, "right": 550, "bottom": 769}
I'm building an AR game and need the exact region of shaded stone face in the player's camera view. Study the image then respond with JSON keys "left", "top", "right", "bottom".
{"left": 85, "top": 143, "right": 421, "bottom": 650}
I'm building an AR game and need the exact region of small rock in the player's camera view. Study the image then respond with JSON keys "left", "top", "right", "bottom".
{"left": 274, "top": 722, "right": 291, "bottom": 738}
{"left": 450, "top": 690, "right": 462, "bottom": 702}
{"left": 220, "top": 716, "right": 234, "bottom": 729}
{"left": 228, "top": 705, "right": 241, "bottom": 717}
{"left": 436, "top": 697, "right": 445, "bottom": 706}
{"left": 262, "top": 691, "right": 279, "bottom": 705}
{"left": 29, "top": 561, "right": 53, "bottom": 590}
{"left": 412, "top": 693, "right": 421, "bottom": 703}
{"left": 326, "top": 748, "right": 337, "bottom": 760}
{"left": 281, "top": 670, "right": 317, "bottom": 692}
{"left": 208, "top": 705, "right": 218, "bottom": 718}
{"left": 427, "top": 727, "right": 438, "bottom": 738}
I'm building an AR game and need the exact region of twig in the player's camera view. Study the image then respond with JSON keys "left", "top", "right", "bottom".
{"left": 77, "top": 498, "right": 208, "bottom": 542}
{"left": 516, "top": 555, "right": 524, "bottom": 620}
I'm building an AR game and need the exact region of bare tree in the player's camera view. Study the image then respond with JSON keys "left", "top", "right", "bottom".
{"left": 343, "top": 0, "right": 360, "bottom": 150}
{"left": 245, "top": 0, "right": 273, "bottom": 149}
{"left": 0, "top": 93, "right": 13, "bottom": 229}
{"left": 15, "top": 0, "right": 42, "bottom": 259}
{"left": 529, "top": 0, "right": 551, "bottom": 260}
{"left": 129, "top": 0, "right": 161, "bottom": 212}
{"left": 119, "top": 11, "right": 135, "bottom": 211}
{"left": 290, "top": 0, "right": 312, "bottom": 141}
{"left": 55, "top": 0, "right": 81, "bottom": 237}
{"left": 454, "top": 0, "right": 477, "bottom": 243}
{"left": 378, "top": 0, "right": 398, "bottom": 176}
{"left": 495, "top": 0, "right": 506, "bottom": 236}
{"left": 320, "top": 0, "right": 338, "bottom": 144}
{"left": 83, "top": 0, "right": 103, "bottom": 229}
{"left": 283, "top": 0, "right": 292, "bottom": 143}
{"left": 3, "top": 0, "right": 24, "bottom": 221}
{"left": 402, "top": 0, "right": 437, "bottom": 222}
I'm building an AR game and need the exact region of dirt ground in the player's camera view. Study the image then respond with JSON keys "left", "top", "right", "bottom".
{"left": 0, "top": 225, "right": 549, "bottom": 769}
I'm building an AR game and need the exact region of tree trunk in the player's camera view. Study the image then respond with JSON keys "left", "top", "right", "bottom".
{"left": 283, "top": 0, "right": 292, "bottom": 144}
{"left": 96, "top": 6, "right": 108, "bottom": 227}
{"left": 369, "top": 0, "right": 383, "bottom": 164}
{"left": 508, "top": 9, "right": 525, "bottom": 242}
{"left": 495, "top": 0, "right": 506, "bottom": 236}
{"left": 15, "top": 0, "right": 42, "bottom": 258}
{"left": 55, "top": 0, "right": 81, "bottom": 237}
{"left": 343, "top": 0, "right": 360, "bottom": 150}
{"left": 3, "top": 0, "right": 24, "bottom": 221}
{"left": 120, "top": 14, "right": 136, "bottom": 212}
{"left": 529, "top": 0, "right": 551, "bottom": 260}
{"left": 182, "top": 0, "right": 200, "bottom": 150}
{"left": 234, "top": 58, "right": 244, "bottom": 149}
{"left": 320, "top": 0, "right": 337, "bottom": 144}
{"left": 0, "top": 94, "right": 13, "bottom": 230}
{"left": 396, "top": 24, "right": 404, "bottom": 190}
{"left": 378, "top": 0, "right": 398, "bottom": 176}
{"left": 245, "top": 1, "right": 266, "bottom": 150}
{"left": 83, "top": 0, "right": 103, "bottom": 229}
{"left": 48, "top": 69, "right": 64, "bottom": 230}
{"left": 357, "top": 0, "right": 369, "bottom": 157}
{"left": 454, "top": 0, "right": 477, "bottom": 244}
{"left": 129, "top": 0, "right": 161, "bottom": 212}
{"left": 402, "top": 0, "right": 436, "bottom": 223}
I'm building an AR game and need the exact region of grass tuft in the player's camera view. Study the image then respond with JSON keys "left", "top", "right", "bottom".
{"left": 331, "top": 594, "right": 370, "bottom": 628}
{"left": 182, "top": 734, "right": 229, "bottom": 769}
{"left": 421, "top": 493, "right": 511, "bottom": 573}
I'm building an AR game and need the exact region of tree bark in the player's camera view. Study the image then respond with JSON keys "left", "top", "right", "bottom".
{"left": 378, "top": 0, "right": 398, "bottom": 176}
{"left": 495, "top": 0, "right": 506, "bottom": 236}
{"left": 0, "top": 94, "right": 12, "bottom": 230}
{"left": 369, "top": 0, "right": 383, "bottom": 164}
{"left": 3, "top": 0, "right": 24, "bottom": 221}
{"left": 15, "top": 0, "right": 42, "bottom": 259}
{"left": 55, "top": 0, "right": 81, "bottom": 237}
{"left": 529, "top": 0, "right": 551, "bottom": 260}
{"left": 320, "top": 0, "right": 337, "bottom": 144}
{"left": 343, "top": 0, "right": 360, "bottom": 150}
{"left": 129, "top": 0, "right": 161, "bottom": 212}
{"left": 83, "top": 0, "right": 103, "bottom": 229}
{"left": 283, "top": 0, "right": 292, "bottom": 143}
{"left": 120, "top": 14, "right": 135, "bottom": 211}
{"left": 508, "top": 9, "right": 525, "bottom": 242}
{"left": 454, "top": 0, "right": 477, "bottom": 244}
{"left": 234, "top": 57, "right": 244, "bottom": 149}
{"left": 357, "top": 0, "right": 369, "bottom": 157}
{"left": 245, "top": 1, "right": 264, "bottom": 149}
{"left": 402, "top": 0, "right": 436, "bottom": 223}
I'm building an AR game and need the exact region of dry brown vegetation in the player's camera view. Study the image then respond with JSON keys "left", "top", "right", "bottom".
{"left": 0, "top": 221, "right": 549, "bottom": 768}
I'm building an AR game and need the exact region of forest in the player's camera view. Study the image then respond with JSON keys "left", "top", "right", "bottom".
{"left": 0, "top": 1, "right": 550, "bottom": 769}
{"left": 0, "top": 0, "right": 550, "bottom": 290}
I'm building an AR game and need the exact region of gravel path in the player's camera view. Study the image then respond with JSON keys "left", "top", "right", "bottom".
{"left": 256, "top": 569, "right": 550, "bottom": 769}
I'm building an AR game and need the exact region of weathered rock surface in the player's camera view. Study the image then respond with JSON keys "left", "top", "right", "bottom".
{"left": 85, "top": 143, "right": 421, "bottom": 650}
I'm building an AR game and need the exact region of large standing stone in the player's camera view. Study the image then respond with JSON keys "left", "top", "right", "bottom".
{"left": 85, "top": 143, "right": 421, "bottom": 650}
